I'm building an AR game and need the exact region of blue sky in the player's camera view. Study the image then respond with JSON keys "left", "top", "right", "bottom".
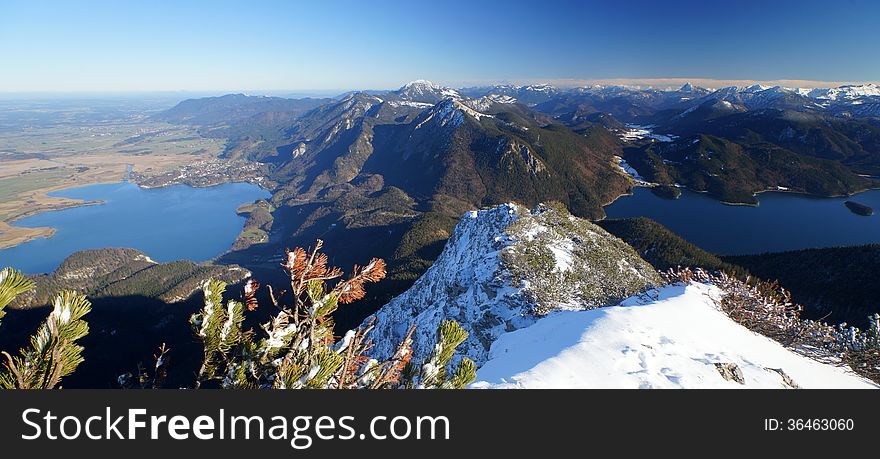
{"left": 1, "top": 0, "right": 878, "bottom": 92}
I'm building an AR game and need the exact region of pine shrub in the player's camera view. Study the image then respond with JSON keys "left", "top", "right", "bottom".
{"left": 0, "top": 267, "right": 92, "bottom": 389}
{"left": 191, "top": 240, "right": 476, "bottom": 389}
{"left": 664, "top": 267, "right": 880, "bottom": 383}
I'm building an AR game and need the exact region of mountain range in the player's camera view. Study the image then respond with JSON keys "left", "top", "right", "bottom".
{"left": 5, "top": 79, "right": 877, "bottom": 388}
{"left": 151, "top": 79, "right": 880, "bottom": 330}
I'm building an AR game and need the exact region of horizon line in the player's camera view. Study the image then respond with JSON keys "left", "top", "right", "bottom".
{"left": 0, "top": 77, "right": 877, "bottom": 97}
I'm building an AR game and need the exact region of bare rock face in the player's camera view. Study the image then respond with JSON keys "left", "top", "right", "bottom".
{"left": 716, "top": 363, "right": 802, "bottom": 388}
{"left": 365, "top": 202, "right": 662, "bottom": 365}
{"left": 766, "top": 367, "right": 800, "bottom": 389}
{"left": 715, "top": 362, "right": 745, "bottom": 385}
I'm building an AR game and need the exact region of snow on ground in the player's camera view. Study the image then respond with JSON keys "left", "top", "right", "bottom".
{"left": 456, "top": 100, "right": 494, "bottom": 120}
{"left": 387, "top": 100, "right": 434, "bottom": 108}
{"left": 808, "top": 84, "right": 880, "bottom": 101}
{"left": 472, "top": 283, "right": 876, "bottom": 389}
{"left": 465, "top": 94, "right": 517, "bottom": 111}
{"left": 415, "top": 98, "right": 494, "bottom": 130}
{"left": 619, "top": 124, "right": 678, "bottom": 142}
{"left": 614, "top": 155, "right": 650, "bottom": 184}
{"left": 134, "top": 254, "right": 157, "bottom": 264}
{"left": 547, "top": 241, "right": 574, "bottom": 272}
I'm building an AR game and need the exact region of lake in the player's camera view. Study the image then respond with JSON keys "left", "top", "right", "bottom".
{"left": 0, "top": 181, "right": 270, "bottom": 273}
{"left": 603, "top": 187, "right": 880, "bottom": 255}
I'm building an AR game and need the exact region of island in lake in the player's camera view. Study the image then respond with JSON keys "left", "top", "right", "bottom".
{"left": 845, "top": 200, "right": 874, "bottom": 216}
{"left": 649, "top": 185, "right": 682, "bottom": 200}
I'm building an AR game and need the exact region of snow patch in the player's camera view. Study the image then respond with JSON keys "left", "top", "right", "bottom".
{"left": 619, "top": 124, "right": 678, "bottom": 143}
{"left": 547, "top": 242, "right": 574, "bottom": 272}
{"left": 614, "top": 155, "right": 649, "bottom": 184}
{"left": 387, "top": 100, "right": 434, "bottom": 109}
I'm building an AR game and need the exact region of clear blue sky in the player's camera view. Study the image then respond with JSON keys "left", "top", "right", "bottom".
{"left": 1, "top": 0, "right": 878, "bottom": 92}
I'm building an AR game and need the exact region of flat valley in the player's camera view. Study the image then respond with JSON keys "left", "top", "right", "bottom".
{"left": 0, "top": 99, "right": 228, "bottom": 248}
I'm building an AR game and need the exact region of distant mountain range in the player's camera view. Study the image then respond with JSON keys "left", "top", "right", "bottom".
{"left": 155, "top": 80, "right": 880, "bottom": 328}
{"left": 153, "top": 93, "right": 333, "bottom": 125}
{"left": 6, "top": 79, "right": 879, "bottom": 388}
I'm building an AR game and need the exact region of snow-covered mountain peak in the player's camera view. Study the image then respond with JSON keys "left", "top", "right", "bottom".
{"left": 403, "top": 79, "right": 437, "bottom": 89}
{"left": 463, "top": 94, "right": 517, "bottom": 112}
{"left": 395, "top": 79, "right": 461, "bottom": 103}
{"left": 414, "top": 97, "right": 493, "bottom": 130}
{"left": 743, "top": 83, "right": 772, "bottom": 93}
{"left": 519, "top": 83, "right": 555, "bottom": 92}
{"left": 714, "top": 85, "right": 739, "bottom": 95}
{"left": 699, "top": 83, "right": 879, "bottom": 104}
{"left": 365, "top": 203, "right": 661, "bottom": 365}
{"left": 808, "top": 83, "right": 880, "bottom": 101}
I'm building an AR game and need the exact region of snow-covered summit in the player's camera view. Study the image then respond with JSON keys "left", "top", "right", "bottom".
{"left": 365, "top": 203, "right": 661, "bottom": 365}
{"left": 706, "top": 83, "right": 880, "bottom": 104}
{"left": 743, "top": 83, "right": 772, "bottom": 93}
{"left": 519, "top": 83, "right": 555, "bottom": 92}
{"left": 403, "top": 79, "right": 436, "bottom": 89}
{"left": 414, "top": 97, "right": 493, "bottom": 130}
{"left": 473, "top": 283, "right": 877, "bottom": 389}
{"left": 463, "top": 93, "right": 517, "bottom": 112}
{"left": 807, "top": 84, "right": 880, "bottom": 101}
{"left": 395, "top": 79, "right": 461, "bottom": 103}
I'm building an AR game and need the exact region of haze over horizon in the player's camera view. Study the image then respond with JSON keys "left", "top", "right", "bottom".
{"left": 1, "top": 0, "right": 878, "bottom": 93}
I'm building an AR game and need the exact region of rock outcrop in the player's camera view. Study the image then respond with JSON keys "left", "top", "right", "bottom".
{"left": 366, "top": 202, "right": 661, "bottom": 364}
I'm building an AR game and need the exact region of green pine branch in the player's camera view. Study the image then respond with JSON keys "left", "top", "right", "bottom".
{"left": 420, "top": 320, "right": 473, "bottom": 389}
{"left": 1, "top": 290, "right": 92, "bottom": 389}
{"left": 189, "top": 243, "right": 477, "bottom": 390}
{"left": 0, "top": 267, "right": 35, "bottom": 326}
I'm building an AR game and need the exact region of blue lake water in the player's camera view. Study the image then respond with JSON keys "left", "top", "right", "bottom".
{"left": 604, "top": 188, "right": 880, "bottom": 256}
{"left": 0, "top": 181, "right": 270, "bottom": 273}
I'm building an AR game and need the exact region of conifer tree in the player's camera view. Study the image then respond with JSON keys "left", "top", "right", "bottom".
{"left": 664, "top": 266, "right": 880, "bottom": 383}
{"left": 191, "top": 240, "right": 477, "bottom": 389}
{"left": 0, "top": 267, "right": 92, "bottom": 389}
{"left": 0, "top": 267, "right": 34, "bottom": 327}
{"left": 416, "top": 321, "right": 477, "bottom": 389}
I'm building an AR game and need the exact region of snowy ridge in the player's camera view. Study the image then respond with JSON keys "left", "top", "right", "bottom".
{"left": 473, "top": 283, "right": 877, "bottom": 389}
{"left": 364, "top": 202, "right": 875, "bottom": 388}
{"left": 366, "top": 204, "right": 527, "bottom": 364}
{"left": 386, "top": 100, "right": 434, "bottom": 109}
{"left": 464, "top": 94, "right": 517, "bottom": 111}
{"left": 694, "top": 83, "right": 879, "bottom": 112}
{"left": 414, "top": 98, "right": 493, "bottom": 130}
{"left": 693, "top": 83, "right": 880, "bottom": 103}
{"left": 808, "top": 84, "right": 880, "bottom": 101}
{"left": 519, "top": 84, "right": 554, "bottom": 92}
{"left": 396, "top": 79, "right": 462, "bottom": 102}
{"left": 365, "top": 203, "right": 660, "bottom": 365}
